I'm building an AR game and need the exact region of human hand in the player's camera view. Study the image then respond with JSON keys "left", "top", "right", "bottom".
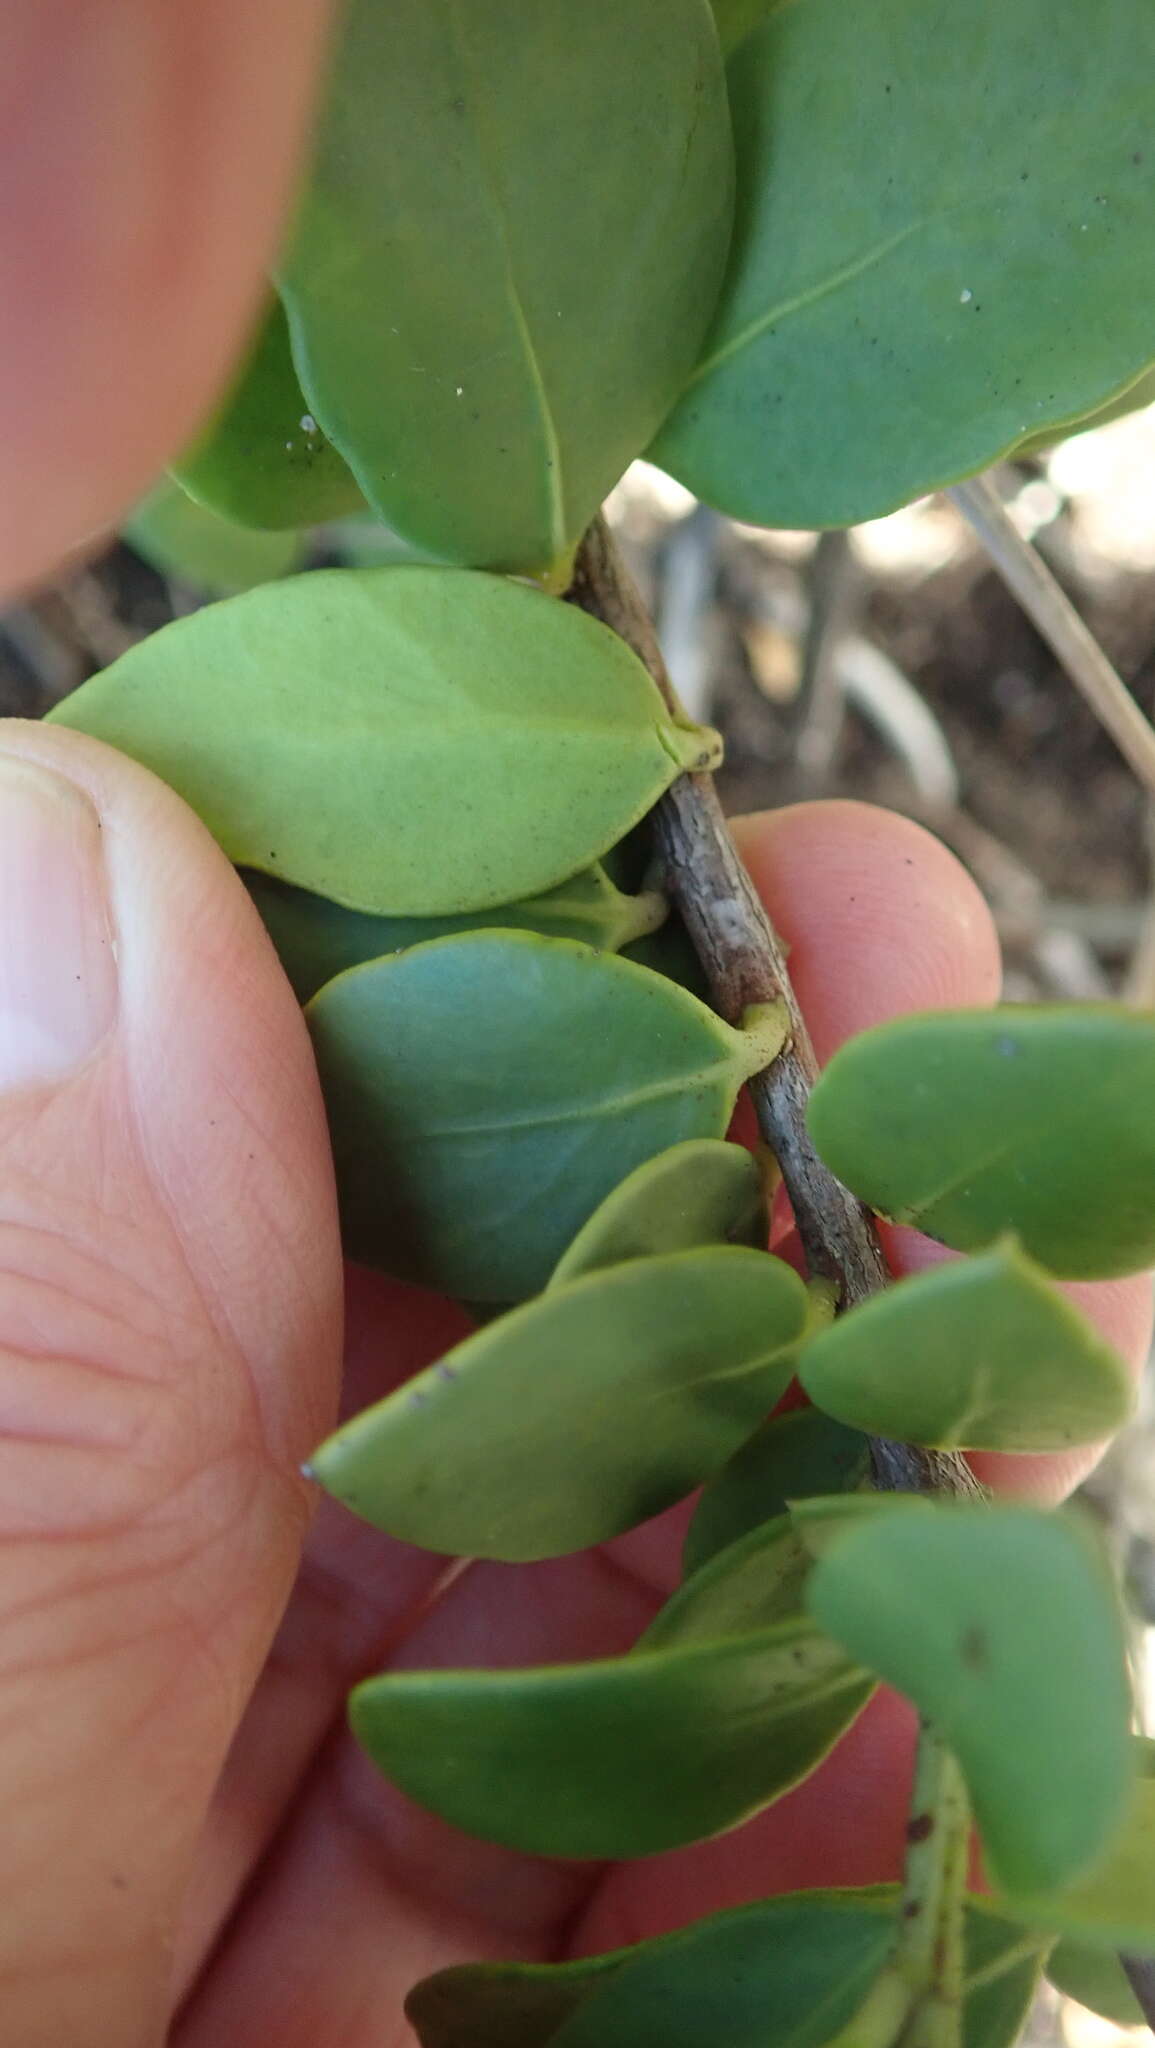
{"left": 2, "top": 10, "right": 1151, "bottom": 2044}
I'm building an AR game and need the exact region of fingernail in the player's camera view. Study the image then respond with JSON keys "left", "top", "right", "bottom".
{"left": 0, "top": 756, "right": 117, "bottom": 1090}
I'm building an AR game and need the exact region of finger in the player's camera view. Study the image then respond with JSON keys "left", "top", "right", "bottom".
{"left": 1, "top": 0, "right": 333, "bottom": 599}
{"left": 172, "top": 799, "right": 1018, "bottom": 2042}
{"left": 0, "top": 723, "right": 341, "bottom": 2047}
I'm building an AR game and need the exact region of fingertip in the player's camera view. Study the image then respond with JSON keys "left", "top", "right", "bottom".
{"left": 731, "top": 801, "right": 1002, "bottom": 1062}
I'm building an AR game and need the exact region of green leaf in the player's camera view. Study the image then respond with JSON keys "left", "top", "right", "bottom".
{"left": 306, "top": 933, "right": 785, "bottom": 1299}
{"left": 710, "top": 0, "right": 786, "bottom": 56}
{"left": 642, "top": 1512, "right": 812, "bottom": 1648}
{"left": 123, "top": 478, "right": 305, "bottom": 594}
{"left": 996, "top": 1761, "right": 1155, "bottom": 1955}
{"left": 171, "top": 297, "right": 363, "bottom": 529}
{"left": 1016, "top": 362, "right": 1155, "bottom": 457}
{"left": 350, "top": 1618, "right": 872, "bottom": 1858}
{"left": 245, "top": 864, "right": 667, "bottom": 1006}
{"left": 1047, "top": 1941, "right": 1145, "bottom": 2026}
{"left": 280, "top": 0, "right": 733, "bottom": 574}
{"left": 807, "top": 1504, "right": 1134, "bottom": 1896}
{"left": 652, "top": 0, "right": 1155, "bottom": 529}
{"left": 50, "top": 566, "right": 717, "bottom": 917}
{"left": 798, "top": 1240, "right": 1134, "bottom": 1452}
{"left": 313, "top": 1245, "right": 807, "bottom": 1560}
{"left": 548, "top": 1139, "right": 767, "bottom": 1289}
{"left": 405, "top": 1890, "right": 1041, "bottom": 2048}
{"left": 685, "top": 1406, "right": 871, "bottom": 1575}
{"left": 621, "top": 911, "right": 711, "bottom": 1001}
{"left": 807, "top": 1005, "right": 1155, "bottom": 1280}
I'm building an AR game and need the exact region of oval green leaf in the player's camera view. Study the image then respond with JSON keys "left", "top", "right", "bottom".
{"left": 246, "top": 863, "right": 667, "bottom": 1006}
{"left": 798, "top": 1241, "right": 1134, "bottom": 1452}
{"left": 548, "top": 1139, "right": 767, "bottom": 1290}
{"left": 652, "top": 0, "right": 1155, "bottom": 529}
{"left": 50, "top": 566, "right": 716, "bottom": 916}
{"left": 280, "top": 0, "right": 733, "bottom": 573}
{"left": 351, "top": 1618, "right": 872, "bottom": 1859}
{"left": 1046, "top": 1942, "right": 1145, "bottom": 2027}
{"left": 123, "top": 478, "right": 305, "bottom": 595}
{"left": 807, "top": 1005, "right": 1155, "bottom": 1280}
{"left": 407, "top": 1889, "right": 1039, "bottom": 2048}
{"left": 307, "top": 933, "right": 783, "bottom": 1299}
{"left": 685, "top": 1405, "right": 871, "bottom": 1575}
{"left": 807, "top": 1503, "right": 1134, "bottom": 1896}
{"left": 642, "top": 1511, "right": 811, "bottom": 1649}
{"left": 312, "top": 1245, "right": 808, "bottom": 1560}
{"left": 172, "top": 297, "right": 363, "bottom": 529}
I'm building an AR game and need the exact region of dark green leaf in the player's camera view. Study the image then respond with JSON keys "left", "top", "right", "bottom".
{"left": 685, "top": 1405, "right": 871, "bottom": 1575}
{"left": 280, "top": 0, "right": 733, "bottom": 573}
{"left": 406, "top": 1890, "right": 1041, "bottom": 2048}
{"left": 123, "top": 478, "right": 304, "bottom": 594}
{"left": 1016, "top": 363, "right": 1155, "bottom": 457}
{"left": 351, "top": 1619, "right": 872, "bottom": 1858}
{"left": 548, "top": 1139, "right": 767, "bottom": 1289}
{"left": 50, "top": 566, "right": 717, "bottom": 917}
{"left": 171, "top": 297, "right": 363, "bottom": 529}
{"left": 807, "top": 1005, "right": 1155, "bottom": 1280}
{"left": 246, "top": 864, "right": 667, "bottom": 1005}
{"left": 621, "top": 911, "right": 711, "bottom": 1001}
{"left": 798, "top": 1240, "right": 1134, "bottom": 1452}
{"left": 642, "top": 1512, "right": 811, "bottom": 1648}
{"left": 807, "top": 1504, "right": 1134, "bottom": 1895}
{"left": 653, "top": 0, "right": 1155, "bottom": 528}
{"left": 1047, "top": 1942, "right": 1145, "bottom": 2026}
{"left": 313, "top": 1245, "right": 807, "bottom": 1560}
{"left": 306, "top": 933, "right": 785, "bottom": 1299}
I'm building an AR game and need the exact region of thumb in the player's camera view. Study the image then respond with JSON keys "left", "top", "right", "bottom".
{"left": 0, "top": 725, "right": 342, "bottom": 2047}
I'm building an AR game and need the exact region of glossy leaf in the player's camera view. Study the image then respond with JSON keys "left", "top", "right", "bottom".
{"left": 307, "top": 933, "right": 785, "bottom": 1300}
{"left": 997, "top": 1766, "right": 1155, "bottom": 1955}
{"left": 1046, "top": 1942, "right": 1145, "bottom": 2026}
{"left": 807, "top": 1504, "right": 1134, "bottom": 1895}
{"left": 313, "top": 1246, "right": 808, "bottom": 1560}
{"left": 406, "top": 1889, "right": 1041, "bottom": 2048}
{"left": 652, "top": 0, "right": 1155, "bottom": 529}
{"left": 280, "top": 0, "right": 733, "bottom": 573}
{"left": 548, "top": 1140, "right": 767, "bottom": 1289}
{"left": 123, "top": 479, "right": 304, "bottom": 594}
{"left": 685, "top": 1405, "right": 871, "bottom": 1575}
{"left": 642, "top": 1512, "right": 811, "bottom": 1648}
{"left": 51, "top": 566, "right": 717, "bottom": 916}
{"left": 807, "top": 1005, "right": 1155, "bottom": 1280}
{"left": 799, "top": 1240, "right": 1134, "bottom": 1452}
{"left": 245, "top": 864, "right": 667, "bottom": 1006}
{"left": 350, "top": 1617, "right": 872, "bottom": 1858}
{"left": 172, "top": 297, "right": 363, "bottom": 529}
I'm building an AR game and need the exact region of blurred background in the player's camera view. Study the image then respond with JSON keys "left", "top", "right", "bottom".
{"left": 8, "top": 407, "right": 1155, "bottom": 2044}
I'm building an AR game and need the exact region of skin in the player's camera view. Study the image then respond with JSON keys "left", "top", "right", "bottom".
{"left": 0, "top": 8, "right": 1150, "bottom": 2044}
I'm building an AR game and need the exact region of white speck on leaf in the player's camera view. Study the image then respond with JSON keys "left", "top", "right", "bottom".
{"left": 959, "top": 288, "right": 973, "bottom": 304}
{"left": 300, "top": 413, "right": 317, "bottom": 433}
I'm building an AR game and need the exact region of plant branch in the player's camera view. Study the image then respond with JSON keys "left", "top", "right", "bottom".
{"left": 1122, "top": 1954, "right": 1155, "bottom": 2033}
{"left": 567, "top": 515, "right": 983, "bottom": 1502}
{"left": 892, "top": 1724, "right": 970, "bottom": 2048}
{"left": 950, "top": 472, "right": 1155, "bottom": 796}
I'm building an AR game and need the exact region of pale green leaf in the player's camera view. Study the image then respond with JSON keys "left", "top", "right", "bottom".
{"left": 807, "top": 1504, "right": 1134, "bottom": 1895}
{"left": 171, "top": 297, "right": 362, "bottom": 529}
{"left": 246, "top": 864, "right": 667, "bottom": 1005}
{"left": 281, "top": 0, "right": 733, "bottom": 572}
{"left": 548, "top": 1139, "right": 767, "bottom": 1289}
{"left": 307, "top": 933, "right": 783, "bottom": 1299}
{"left": 798, "top": 1240, "right": 1134, "bottom": 1451}
{"left": 653, "top": 0, "right": 1155, "bottom": 528}
{"left": 351, "top": 1619, "right": 872, "bottom": 1858}
{"left": 807, "top": 1005, "right": 1155, "bottom": 1280}
{"left": 312, "top": 1245, "right": 808, "bottom": 1560}
{"left": 123, "top": 478, "right": 304, "bottom": 594}
{"left": 1046, "top": 1942, "right": 1145, "bottom": 2026}
{"left": 50, "top": 566, "right": 717, "bottom": 917}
